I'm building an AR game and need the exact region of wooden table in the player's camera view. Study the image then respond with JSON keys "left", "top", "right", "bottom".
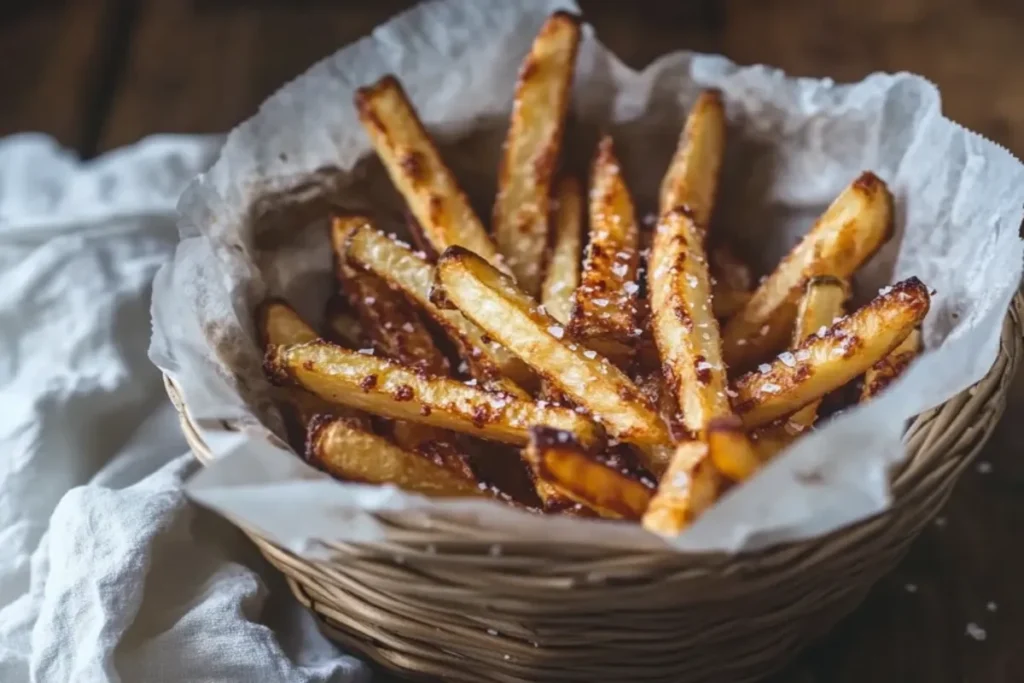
{"left": 3, "top": 1, "right": 1021, "bottom": 681}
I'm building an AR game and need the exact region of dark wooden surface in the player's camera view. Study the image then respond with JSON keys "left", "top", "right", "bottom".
{"left": 2, "top": 1, "right": 1021, "bottom": 681}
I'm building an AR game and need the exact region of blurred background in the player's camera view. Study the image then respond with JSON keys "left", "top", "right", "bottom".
{"left": 1, "top": 1, "right": 1021, "bottom": 681}
{"left": 2, "top": 0, "right": 1022, "bottom": 158}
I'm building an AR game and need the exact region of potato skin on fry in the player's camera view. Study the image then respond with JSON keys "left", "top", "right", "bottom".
{"left": 266, "top": 340, "right": 601, "bottom": 447}
{"left": 354, "top": 75, "right": 505, "bottom": 269}
{"left": 257, "top": 299, "right": 320, "bottom": 348}
{"left": 733, "top": 277, "right": 930, "bottom": 428}
{"left": 525, "top": 427, "right": 653, "bottom": 520}
{"left": 435, "top": 246, "right": 673, "bottom": 468}
{"left": 307, "top": 415, "right": 483, "bottom": 497}
{"left": 659, "top": 89, "right": 726, "bottom": 224}
{"left": 569, "top": 136, "right": 641, "bottom": 359}
{"left": 722, "top": 172, "right": 894, "bottom": 370}
{"left": 641, "top": 440, "right": 720, "bottom": 536}
{"left": 541, "top": 176, "right": 583, "bottom": 326}
{"left": 493, "top": 11, "right": 581, "bottom": 296}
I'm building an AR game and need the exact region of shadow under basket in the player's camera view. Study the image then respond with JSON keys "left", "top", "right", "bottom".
{"left": 166, "top": 294, "right": 1023, "bottom": 683}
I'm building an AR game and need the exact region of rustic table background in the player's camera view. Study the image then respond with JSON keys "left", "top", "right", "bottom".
{"left": 2, "top": 1, "right": 1021, "bottom": 681}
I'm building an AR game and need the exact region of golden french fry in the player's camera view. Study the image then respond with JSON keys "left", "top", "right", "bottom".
{"left": 568, "top": 136, "right": 641, "bottom": 362}
{"left": 540, "top": 176, "right": 583, "bottom": 326}
{"left": 751, "top": 275, "right": 849, "bottom": 459}
{"left": 524, "top": 427, "right": 653, "bottom": 520}
{"left": 648, "top": 208, "right": 736, "bottom": 434}
{"left": 342, "top": 222, "right": 534, "bottom": 397}
{"left": 307, "top": 415, "right": 483, "bottom": 497}
{"left": 434, "top": 246, "right": 673, "bottom": 470}
{"left": 641, "top": 440, "right": 720, "bottom": 535}
{"left": 733, "top": 277, "right": 929, "bottom": 429}
{"left": 861, "top": 327, "right": 922, "bottom": 401}
{"left": 493, "top": 12, "right": 581, "bottom": 295}
{"left": 706, "top": 417, "right": 761, "bottom": 482}
{"left": 722, "top": 172, "right": 894, "bottom": 370}
{"left": 659, "top": 89, "right": 726, "bottom": 224}
{"left": 354, "top": 76, "right": 505, "bottom": 268}
{"left": 258, "top": 299, "right": 320, "bottom": 348}
{"left": 389, "top": 420, "right": 476, "bottom": 482}
{"left": 266, "top": 340, "right": 602, "bottom": 447}
{"left": 331, "top": 216, "right": 449, "bottom": 376}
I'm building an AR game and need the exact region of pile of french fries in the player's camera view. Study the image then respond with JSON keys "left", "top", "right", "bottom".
{"left": 260, "top": 12, "right": 930, "bottom": 535}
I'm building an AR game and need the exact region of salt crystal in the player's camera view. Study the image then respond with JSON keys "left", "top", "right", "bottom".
{"left": 593, "top": 298, "right": 609, "bottom": 307}
{"left": 686, "top": 274, "right": 699, "bottom": 288}
{"left": 702, "top": 332, "right": 711, "bottom": 341}
{"left": 779, "top": 352, "right": 796, "bottom": 367}
{"left": 548, "top": 325, "right": 565, "bottom": 339}
{"left": 737, "top": 339, "right": 747, "bottom": 346}
{"left": 633, "top": 328, "right": 644, "bottom": 336}
{"left": 643, "top": 213, "right": 657, "bottom": 227}
{"left": 624, "top": 281, "right": 639, "bottom": 295}
{"left": 965, "top": 623, "right": 987, "bottom": 641}
{"left": 611, "top": 263, "right": 628, "bottom": 278}
{"left": 414, "top": 250, "right": 427, "bottom": 259}
{"left": 758, "top": 364, "right": 772, "bottom": 374}
{"left": 761, "top": 383, "right": 781, "bottom": 394}
{"left": 364, "top": 297, "right": 376, "bottom": 305}
{"left": 466, "top": 379, "right": 478, "bottom": 386}
{"left": 672, "top": 472, "right": 690, "bottom": 489}
{"left": 402, "top": 322, "right": 415, "bottom": 333}
{"left": 696, "top": 361, "right": 713, "bottom": 371}
{"left": 458, "top": 361, "right": 469, "bottom": 374}
{"left": 477, "top": 482, "right": 488, "bottom": 490}
{"left": 795, "top": 349, "right": 811, "bottom": 362}
{"left": 358, "top": 348, "right": 375, "bottom": 355}
{"left": 583, "top": 349, "right": 597, "bottom": 359}
{"left": 556, "top": 431, "right": 570, "bottom": 443}
{"left": 725, "top": 388, "right": 738, "bottom": 398}
{"left": 760, "top": 324, "right": 770, "bottom": 336}
{"left": 879, "top": 285, "right": 893, "bottom": 296}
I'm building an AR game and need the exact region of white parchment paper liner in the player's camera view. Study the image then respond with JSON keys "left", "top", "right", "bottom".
{"left": 150, "top": 0, "right": 1024, "bottom": 556}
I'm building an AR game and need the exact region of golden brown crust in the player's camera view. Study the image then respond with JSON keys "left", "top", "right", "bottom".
{"left": 641, "top": 440, "right": 720, "bottom": 535}
{"left": 342, "top": 222, "right": 534, "bottom": 396}
{"left": 524, "top": 427, "right": 653, "bottom": 520}
{"left": 721, "top": 171, "right": 894, "bottom": 370}
{"left": 493, "top": 12, "right": 581, "bottom": 295}
{"left": 354, "top": 75, "right": 505, "bottom": 269}
{"left": 540, "top": 176, "right": 583, "bottom": 326}
{"left": 732, "top": 277, "right": 930, "bottom": 428}
{"left": 659, "top": 90, "right": 726, "bottom": 224}
{"left": 267, "top": 339, "right": 602, "bottom": 447}
{"left": 435, "top": 246, "right": 673, "bottom": 469}
{"left": 306, "top": 415, "right": 483, "bottom": 497}
{"left": 861, "top": 327, "right": 922, "bottom": 401}
{"left": 568, "top": 136, "right": 641, "bottom": 357}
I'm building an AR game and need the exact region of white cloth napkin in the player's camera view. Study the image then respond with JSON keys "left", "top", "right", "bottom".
{"left": 0, "top": 134, "right": 370, "bottom": 683}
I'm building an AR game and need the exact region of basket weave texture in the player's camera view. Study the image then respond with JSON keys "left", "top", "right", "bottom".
{"left": 166, "top": 294, "right": 1022, "bottom": 683}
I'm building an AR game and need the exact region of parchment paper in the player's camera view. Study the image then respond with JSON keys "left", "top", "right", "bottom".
{"left": 149, "top": 0, "right": 1024, "bottom": 555}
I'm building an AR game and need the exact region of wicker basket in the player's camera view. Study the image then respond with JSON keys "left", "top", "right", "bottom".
{"left": 166, "top": 294, "right": 1022, "bottom": 683}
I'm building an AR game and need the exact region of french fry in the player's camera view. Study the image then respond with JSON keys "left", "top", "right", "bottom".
{"left": 568, "top": 136, "right": 641, "bottom": 362}
{"left": 752, "top": 275, "right": 849, "bottom": 460}
{"left": 659, "top": 89, "right": 726, "bottom": 225}
{"left": 259, "top": 299, "right": 320, "bottom": 348}
{"left": 641, "top": 440, "right": 720, "bottom": 535}
{"left": 493, "top": 11, "right": 581, "bottom": 295}
{"left": 861, "top": 327, "right": 922, "bottom": 401}
{"left": 389, "top": 421, "right": 476, "bottom": 482}
{"left": 434, "top": 246, "right": 673, "bottom": 471}
{"left": 648, "top": 208, "right": 735, "bottom": 434}
{"left": 354, "top": 76, "right": 505, "bottom": 269}
{"left": 524, "top": 427, "right": 653, "bottom": 520}
{"left": 540, "top": 176, "right": 583, "bottom": 326}
{"left": 307, "top": 415, "right": 484, "bottom": 498}
{"left": 342, "top": 222, "right": 534, "bottom": 397}
{"left": 266, "top": 340, "right": 602, "bottom": 447}
{"left": 322, "top": 295, "right": 365, "bottom": 349}
{"left": 732, "top": 277, "right": 930, "bottom": 429}
{"left": 710, "top": 246, "right": 754, "bottom": 320}
{"left": 706, "top": 417, "right": 762, "bottom": 482}
{"left": 722, "top": 172, "right": 894, "bottom": 370}
{"left": 331, "top": 216, "right": 449, "bottom": 376}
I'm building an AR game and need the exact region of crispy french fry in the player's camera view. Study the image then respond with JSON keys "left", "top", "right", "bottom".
{"left": 389, "top": 420, "right": 476, "bottom": 481}
{"left": 322, "top": 295, "right": 365, "bottom": 349}
{"left": 649, "top": 208, "right": 736, "bottom": 434}
{"left": 722, "top": 172, "right": 894, "bottom": 370}
{"left": 307, "top": 415, "right": 483, "bottom": 497}
{"left": 435, "top": 246, "right": 673, "bottom": 470}
{"left": 659, "top": 89, "right": 726, "bottom": 224}
{"left": 541, "top": 176, "right": 583, "bottom": 326}
{"left": 266, "top": 340, "right": 601, "bottom": 447}
{"left": 331, "top": 216, "right": 449, "bottom": 376}
{"left": 493, "top": 12, "right": 581, "bottom": 295}
{"left": 568, "top": 136, "right": 641, "bottom": 361}
{"left": 524, "top": 427, "right": 653, "bottom": 520}
{"left": 258, "top": 299, "right": 320, "bottom": 348}
{"left": 710, "top": 246, "right": 753, "bottom": 320}
{"left": 751, "top": 275, "right": 849, "bottom": 460}
{"left": 342, "top": 222, "right": 534, "bottom": 397}
{"left": 641, "top": 440, "right": 720, "bottom": 535}
{"left": 354, "top": 76, "right": 505, "bottom": 268}
{"left": 706, "top": 417, "right": 761, "bottom": 482}
{"left": 861, "top": 327, "right": 922, "bottom": 401}
{"left": 732, "top": 277, "right": 929, "bottom": 429}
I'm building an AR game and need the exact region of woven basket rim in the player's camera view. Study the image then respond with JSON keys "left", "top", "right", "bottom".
{"left": 166, "top": 292, "right": 1023, "bottom": 559}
